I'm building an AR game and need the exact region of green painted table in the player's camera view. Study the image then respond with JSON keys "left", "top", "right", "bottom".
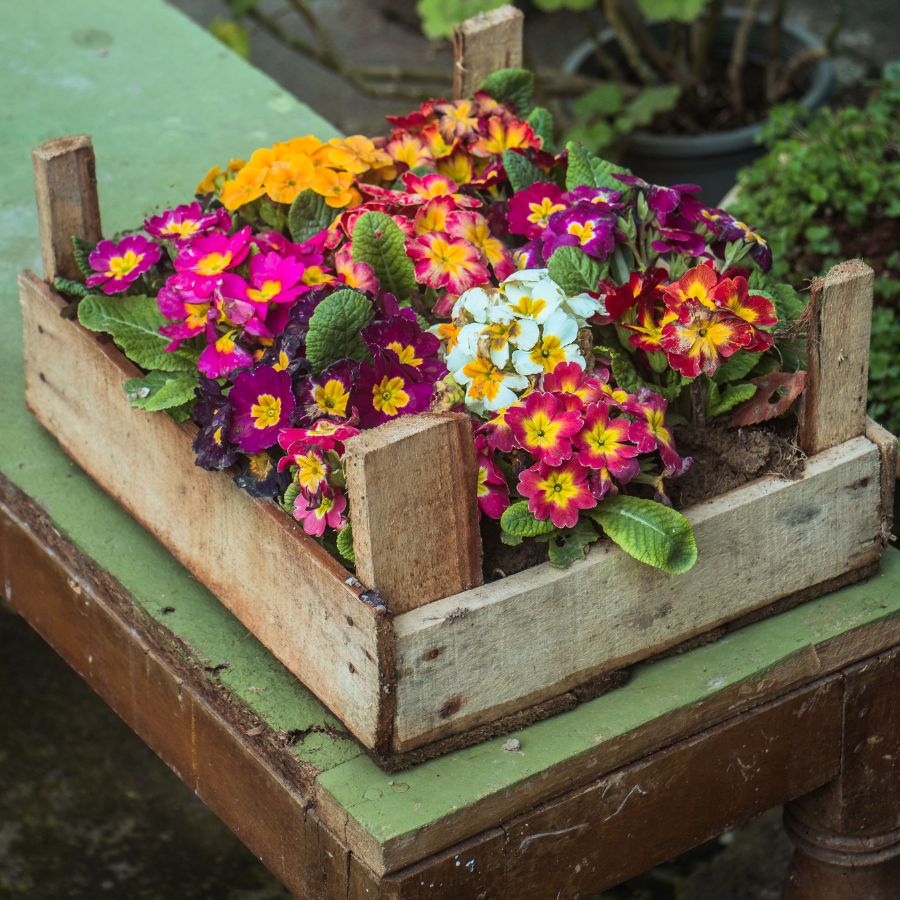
{"left": 2, "top": 4, "right": 899, "bottom": 897}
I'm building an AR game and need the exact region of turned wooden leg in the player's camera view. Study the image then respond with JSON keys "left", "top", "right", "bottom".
{"left": 783, "top": 646, "right": 900, "bottom": 900}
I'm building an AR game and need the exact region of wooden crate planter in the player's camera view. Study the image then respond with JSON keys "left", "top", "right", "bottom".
{"left": 20, "top": 103, "right": 896, "bottom": 768}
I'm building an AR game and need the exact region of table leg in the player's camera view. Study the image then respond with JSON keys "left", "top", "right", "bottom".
{"left": 782, "top": 646, "right": 900, "bottom": 900}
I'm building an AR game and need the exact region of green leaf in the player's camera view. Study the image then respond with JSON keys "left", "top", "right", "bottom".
{"left": 53, "top": 276, "right": 92, "bottom": 299}
{"left": 336, "top": 523, "right": 355, "bottom": 564}
{"left": 259, "top": 199, "right": 287, "bottom": 231}
{"left": 590, "top": 155, "right": 629, "bottom": 190}
{"left": 166, "top": 402, "right": 194, "bottom": 424}
{"left": 304, "top": 288, "right": 374, "bottom": 374}
{"left": 500, "top": 501, "right": 556, "bottom": 538}
{"left": 546, "top": 518, "right": 599, "bottom": 568}
{"left": 502, "top": 150, "right": 549, "bottom": 193}
{"left": 565, "top": 141, "right": 596, "bottom": 191}
{"left": 499, "top": 530, "right": 524, "bottom": 546}
{"left": 714, "top": 351, "right": 762, "bottom": 384}
{"left": 708, "top": 382, "right": 758, "bottom": 418}
{"left": 288, "top": 188, "right": 338, "bottom": 244}
{"left": 416, "top": 0, "right": 505, "bottom": 39}
{"left": 282, "top": 481, "right": 300, "bottom": 515}
{"left": 351, "top": 211, "right": 417, "bottom": 301}
{"left": 590, "top": 495, "right": 697, "bottom": 574}
{"left": 572, "top": 83, "right": 624, "bottom": 118}
{"left": 478, "top": 68, "right": 534, "bottom": 114}
{"left": 77, "top": 294, "right": 199, "bottom": 372}
{"left": 635, "top": 0, "right": 709, "bottom": 22}
{"left": 548, "top": 246, "right": 607, "bottom": 295}
{"left": 624, "top": 85, "right": 680, "bottom": 127}
{"left": 71, "top": 236, "right": 94, "bottom": 278}
{"left": 123, "top": 371, "right": 197, "bottom": 413}
{"left": 526, "top": 106, "right": 555, "bottom": 151}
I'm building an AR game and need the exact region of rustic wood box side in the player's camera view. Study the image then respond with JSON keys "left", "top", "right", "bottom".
{"left": 19, "top": 272, "right": 392, "bottom": 750}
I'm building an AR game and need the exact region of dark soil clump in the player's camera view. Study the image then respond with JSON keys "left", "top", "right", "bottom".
{"left": 670, "top": 421, "right": 805, "bottom": 508}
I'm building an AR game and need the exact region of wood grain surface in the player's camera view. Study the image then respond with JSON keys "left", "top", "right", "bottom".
{"left": 452, "top": 5, "right": 524, "bottom": 98}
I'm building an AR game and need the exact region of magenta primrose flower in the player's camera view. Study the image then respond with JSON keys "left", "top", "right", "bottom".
{"left": 507, "top": 183, "right": 566, "bottom": 240}
{"left": 353, "top": 351, "right": 435, "bottom": 427}
{"left": 543, "top": 203, "right": 616, "bottom": 261}
{"left": 197, "top": 326, "right": 254, "bottom": 378}
{"left": 362, "top": 316, "right": 446, "bottom": 384}
{"left": 475, "top": 450, "right": 509, "bottom": 519}
{"left": 143, "top": 202, "right": 231, "bottom": 243}
{"left": 86, "top": 235, "right": 161, "bottom": 295}
{"left": 228, "top": 365, "right": 297, "bottom": 453}
{"left": 174, "top": 226, "right": 252, "bottom": 290}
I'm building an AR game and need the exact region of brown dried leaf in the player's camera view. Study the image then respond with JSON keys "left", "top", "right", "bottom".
{"left": 730, "top": 371, "right": 807, "bottom": 427}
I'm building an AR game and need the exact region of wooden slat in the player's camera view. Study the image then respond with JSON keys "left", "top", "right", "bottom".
{"left": 501, "top": 679, "right": 843, "bottom": 899}
{"left": 392, "top": 436, "right": 883, "bottom": 751}
{"left": 452, "top": 5, "right": 524, "bottom": 98}
{"left": 800, "top": 259, "right": 874, "bottom": 455}
{"left": 866, "top": 417, "right": 897, "bottom": 544}
{"left": 18, "top": 271, "right": 389, "bottom": 750}
{"left": 32, "top": 135, "right": 102, "bottom": 282}
{"left": 344, "top": 413, "right": 482, "bottom": 613}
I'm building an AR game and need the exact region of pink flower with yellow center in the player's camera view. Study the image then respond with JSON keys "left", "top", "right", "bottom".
{"left": 278, "top": 420, "right": 360, "bottom": 455}
{"left": 354, "top": 354, "right": 434, "bottom": 426}
{"left": 144, "top": 202, "right": 230, "bottom": 244}
{"left": 435, "top": 150, "right": 475, "bottom": 187}
{"left": 505, "top": 391, "right": 583, "bottom": 465}
{"left": 476, "top": 406, "right": 516, "bottom": 453}
{"left": 401, "top": 172, "right": 480, "bottom": 208}
{"left": 508, "top": 183, "right": 567, "bottom": 239}
{"left": 406, "top": 232, "right": 490, "bottom": 294}
{"left": 197, "top": 328, "right": 253, "bottom": 378}
{"left": 283, "top": 447, "right": 329, "bottom": 493}
{"left": 660, "top": 301, "right": 753, "bottom": 378}
{"left": 335, "top": 245, "right": 378, "bottom": 292}
{"left": 228, "top": 365, "right": 296, "bottom": 453}
{"left": 293, "top": 487, "right": 347, "bottom": 537}
{"left": 573, "top": 402, "right": 639, "bottom": 478}
{"left": 711, "top": 275, "right": 776, "bottom": 351}
{"left": 476, "top": 451, "right": 510, "bottom": 519}
{"left": 86, "top": 235, "right": 161, "bottom": 295}
{"left": 541, "top": 361, "right": 604, "bottom": 407}
{"left": 413, "top": 197, "right": 456, "bottom": 235}
{"left": 517, "top": 459, "right": 597, "bottom": 529}
{"left": 448, "top": 211, "right": 515, "bottom": 279}
{"left": 175, "top": 227, "right": 251, "bottom": 285}
{"left": 625, "top": 392, "right": 689, "bottom": 474}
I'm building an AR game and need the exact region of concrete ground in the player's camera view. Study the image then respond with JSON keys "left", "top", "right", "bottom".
{"left": 4, "top": 0, "right": 896, "bottom": 896}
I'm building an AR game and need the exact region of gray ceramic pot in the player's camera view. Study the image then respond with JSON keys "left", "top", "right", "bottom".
{"left": 563, "top": 13, "right": 834, "bottom": 201}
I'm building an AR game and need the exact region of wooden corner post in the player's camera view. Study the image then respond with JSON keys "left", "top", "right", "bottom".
{"left": 453, "top": 5, "right": 524, "bottom": 98}
{"left": 343, "top": 412, "right": 483, "bottom": 614}
{"left": 799, "top": 259, "right": 875, "bottom": 456}
{"left": 32, "top": 135, "right": 102, "bottom": 282}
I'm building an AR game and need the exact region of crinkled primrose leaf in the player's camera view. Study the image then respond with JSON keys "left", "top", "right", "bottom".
{"left": 288, "top": 188, "right": 338, "bottom": 244}
{"left": 708, "top": 381, "right": 758, "bottom": 418}
{"left": 304, "top": 288, "right": 374, "bottom": 373}
{"left": 548, "top": 246, "right": 608, "bottom": 295}
{"left": 78, "top": 294, "right": 199, "bottom": 372}
{"left": 565, "top": 141, "right": 628, "bottom": 192}
{"left": 526, "top": 106, "right": 554, "bottom": 150}
{"left": 502, "top": 149, "right": 550, "bottom": 194}
{"left": 589, "top": 494, "right": 697, "bottom": 574}
{"left": 124, "top": 371, "right": 197, "bottom": 413}
{"left": 544, "top": 518, "right": 599, "bottom": 568}
{"left": 336, "top": 523, "right": 355, "bottom": 564}
{"left": 351, "top": 211, "right": 417, "bottom": 301}
{"left": 479, "top": 67, "right": 534, "bottom": 115}
{"left": 500, "top": 500, "right": 556, "bottom": 539}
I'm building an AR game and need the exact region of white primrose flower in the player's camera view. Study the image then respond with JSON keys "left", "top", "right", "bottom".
{"left": 511, "top": 308, "right": 585, "bottom": 376}
{"left": 454, "top": 357, "right": 529, "bottom": 414}
{"left": 564, "top": 291, "right": 606, "bottom": 326}
{"left": 501, "top": 269, "right": 565, "bottom": 325}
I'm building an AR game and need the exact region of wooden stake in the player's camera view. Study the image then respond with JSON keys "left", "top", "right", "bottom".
{"left": 32, "top": 135, "right": 102, "bottom": 282}
{"left": 453, "top": 5, "right": 524, "bottom": 98}
{"left": 343, "top": 412, "right": 482, "bottom": 614}
{"left": 799, "top": 259, "right": 874, "bottom": 456}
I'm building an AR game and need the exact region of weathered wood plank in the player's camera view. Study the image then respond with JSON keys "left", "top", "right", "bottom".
{"left": 800, "top": 259, "right": 874, "bottom": 455}
{"left": 344, "top": 413, "right": 482, "bottom": 613}
{"left": 32, "top": 135, "right": 102, "bottom": 282}
{"left": 453, "top": 5, "right": 524, "bottom": 98}
{"left": 502, "top": 678, "right": 843, "bottom": 899}
{"left": 866, "top": 417, "right": 897, "bottom": 544}
{"left": 393, "top": 435, "right": 883, "bottom": 751}
{"left": 19, "top": 271, "right": 388, "bottom": 750}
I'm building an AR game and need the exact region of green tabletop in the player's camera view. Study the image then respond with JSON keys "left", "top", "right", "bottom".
{"left": 3, "top": 0, "right": 900, "bottom": 874}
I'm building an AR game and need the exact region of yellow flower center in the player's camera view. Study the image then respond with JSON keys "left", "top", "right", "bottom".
{"left": 371, "top": 376, "right": 409, "bottom": 416}
{"left": 539, "top": 470, "right": 578, "bottom": 508}
{"left": 161, "top": 220, "right": 200, "bottom": 238}
{"left": 196, "top": 251, "right": 232, "bottom": 276}
{"left": 528, "top": 198, "right": 565, "bottom": 227}
{"left": 510, "top": 295, "right": 547, "bottom": 319}
{"left": 215, "top": 331, "right": 236, "bottom": 354}
{"left": 462, "top": 358, "right": 505, "bottom": 402}
{"left": 387, "top": 342, "right": 423, "bottom": 367}
{"left": 529, "top": 335, "right": 566, "bottom": 372}
{"left": 247, "top": 280, "right": 282, "bottom": 303}
{"left": 314, "top": 378, "right": 350, "bottom": 417}
{"left": 250, "top": 393, "right": 281, "bottom": 429}
{"left": 296, "top": 453, "right": 327, "bottom": 491}
{"left": 566, "top": 220, "right": 596, "bottom": 246}
{"left": 426, "top": 237, "right": 469, "bottom": 278}
{"left": 523, "top": 412, "right": 562, "bottom": 449}
{"left": 184, "top": 302, "right": 208, "bottom": 330}
{"left": 106, "top": 250, "right": 143, "bottom": 279}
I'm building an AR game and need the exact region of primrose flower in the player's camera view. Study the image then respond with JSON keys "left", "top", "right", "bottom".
{"left": 517, "top": 459, "right": 597, "bottom": 529}
{"left": 541, "top": 361, "right": 604, "bottom": 407}
{"left": 455, "top": 357, "right": 529, "bottom": 413}
{"left": 502, "top": 269, "right": 565, "bottom": 324}
{"left": 662, "top": 263, "right": 720, "bottom": 314}
{"left": 192, "top": 378, "right": 236, "bottom": 471}
{"left": 299, "top": 360, "right": 356, "bottom": 422}
{"left": 143, "top": 202, "right": 230, "bottom": 243}
{"left": 354, "top": 353, "right": 435, "bottom": 427}
{"left": 511, "top": 308, "right": 583, "bottom": 376}
{"left": 224, "top": 251, "right": 308, "bottom": 309}
{"left": 475, "top": 450, "right": 510, "bottom": 519}
{"left": 573, "top": 402, "right": 639, "bottom": 480}
{"left": 447, "top": 210, "right": 515, "bottom": 280}
{"left": 363, "top": 316, "right": 446, "bottom": 383}
{"left": 660, "top": 302, "right": 753, "bottom": 378}
{"left": 476, "top": 406, "right": 516, "bottom": 453}
{"left": 505, "top": 391, "right": 583, "bottom": 465}
{"left": 625, "top": 391, "right": 690, "bottom": 474}
{"left": 228, "top": 365, "right": 297, "bottom": 453}
{"left": 197, "top": 327, "right": 254, "bottom": 378}
{"left": 278, "top": 420, "right": 360, "bottom": 455}
{"left": 712, "top": 276, "right": 776, "bottom": 351}
{"left": 508, "top": 183, "right": 567, "bottom": 240}
{"left": 86, "top": 235, "right": 161, "bottom": 295}
{"left": 157, "top": 276, "right": 212, "bottom": 349}
{"left": 406, "top": 232, "right": 490, "bottom": 294}
{"left": 293, "top": 486, "right": 348, "bottom": 537}
{"left": 175, "top": 227, "right": 252, "bottom": 289}
{"left": 470, "top": 117, "right": 539, "bottom": 157}
{"left": 543, "top": 203, "right": 617, "bottom": 261}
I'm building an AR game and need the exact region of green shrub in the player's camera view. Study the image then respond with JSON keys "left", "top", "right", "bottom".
{"left": 731, "top": 65, "right": 900, "bottom": 435}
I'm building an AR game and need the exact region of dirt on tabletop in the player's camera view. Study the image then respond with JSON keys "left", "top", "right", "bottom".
{"left": 482, "top": 421, "right": 805, "bottom": 581}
